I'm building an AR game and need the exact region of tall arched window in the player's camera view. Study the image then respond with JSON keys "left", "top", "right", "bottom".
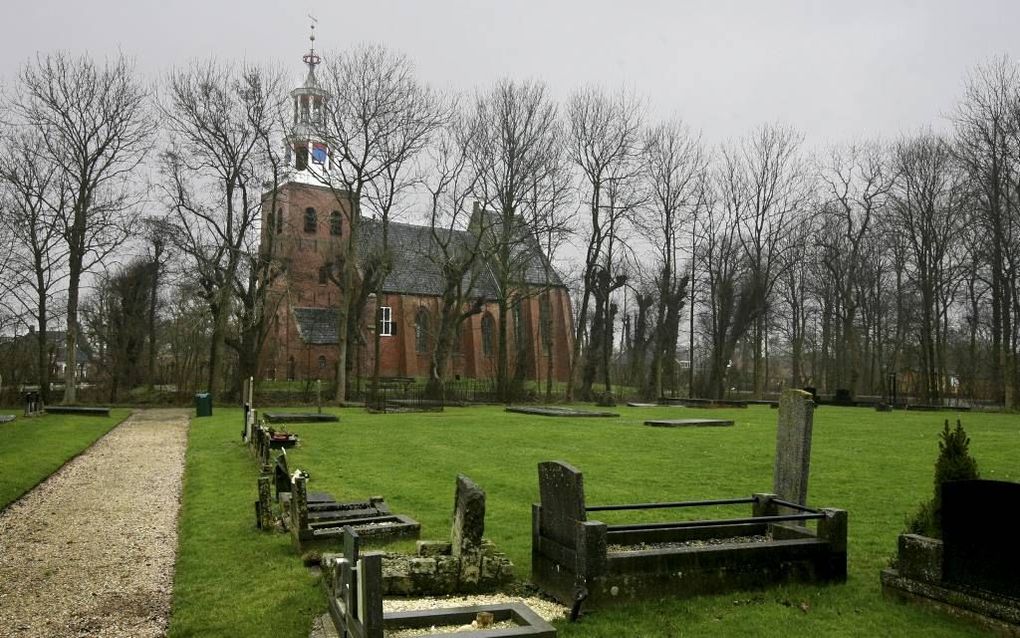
{"left": 317, "top": 355, "right": 327, "bottom": 378}
{"left": 481, "top": 313, "right": 495, "bottom": 357}
{"left": 276, "top": 207, "right": 283, "bottom": 234}
{"left": 287, "top": 356, "right": 296, "bottom": 381}
{"left": 330, "top": 211, "right": 342, "bottom": 236}
{"left": 304, "top": 207, "right": 317, "bottom": 233}
{"left": 415, "top": 308, "right": 430, "bottom": 354}
{"left": 539, "top": 294, "right": 552, "bottom": 356}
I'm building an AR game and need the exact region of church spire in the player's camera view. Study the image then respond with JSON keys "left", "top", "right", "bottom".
{"left": 302, "top": 16, "right": 321, "bottom": 88}
{"left": 287, "top": 18, "right": 330, "bottom": 184}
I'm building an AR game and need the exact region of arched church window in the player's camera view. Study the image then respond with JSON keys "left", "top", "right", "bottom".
{"left": 330, "top": 211, "right": 342, "bottom": 236}
{"left": 304, "top": 208, "right": 317, "bottom": 233}
{"left": 415, "top": 308, "right": 430, "bottom": 354}
{"left": 295, "top": 144, "right": 309, "bottom": 171}
{"left": 481, "top": 313, "right": 495, "bottom": 357}
{"left": 287, "top": 356, "right": 296, "bottom": 381}
{"left": 276, "top": 207, "right": 283, "bottom": 234}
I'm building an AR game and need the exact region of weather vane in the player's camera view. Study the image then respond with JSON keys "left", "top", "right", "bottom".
{"left": 303, "top": 14, "right": 320, "bottom": 67}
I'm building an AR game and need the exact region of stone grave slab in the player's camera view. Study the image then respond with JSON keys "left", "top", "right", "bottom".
{"left": 626, "top": 402, "right": 659, "bottom": 408}
{"left": 262, "top": 412, "right": 338, "bottom": 424}
{"left": 644, "top": 418, "right": 734, "bottom": 427}
{"left": 44, "top": 406, "right": 111, "bottom": 417}
{"left": 0, "top": 414, "right": 15, "bottom": 423}
{"left": 505, "top": 406, "right": 619, "bottom": 418}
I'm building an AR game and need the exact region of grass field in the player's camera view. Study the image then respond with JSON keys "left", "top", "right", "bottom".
{"left": 0, "top": 408, "right": 131, "bottom": 510}
{"left": 168, "top": 404, "right": 1019, "bottom": 637}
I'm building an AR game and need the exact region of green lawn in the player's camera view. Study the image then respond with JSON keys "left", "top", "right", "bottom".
{"left": 0, "top": 408, "right": 131, "bottom": 510}
{"left": 169, "top": 405, "right": 1019, "bottom": 637}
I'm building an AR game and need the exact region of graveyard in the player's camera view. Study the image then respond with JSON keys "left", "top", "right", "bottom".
{"left": 163, "top": 402, "right": 1017, "bottom": 637}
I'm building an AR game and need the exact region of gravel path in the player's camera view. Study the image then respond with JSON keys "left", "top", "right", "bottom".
{"left": 0, "top": 409, "right": 189, "bottom": 638}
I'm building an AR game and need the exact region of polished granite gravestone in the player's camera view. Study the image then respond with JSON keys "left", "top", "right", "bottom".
{"left": 882, "top": 479, "right": 1020, "bottom": 634}
{"left": 644, "top": 419, "right": 734, "bottom": 427}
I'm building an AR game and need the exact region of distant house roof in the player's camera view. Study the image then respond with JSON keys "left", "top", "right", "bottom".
{"left": 0, "top": 330, "right": 93, "bottom": 364}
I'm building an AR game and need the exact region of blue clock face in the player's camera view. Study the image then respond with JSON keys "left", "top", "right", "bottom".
{"left": 311, "top": 144, "right": 327, "bottom": 164}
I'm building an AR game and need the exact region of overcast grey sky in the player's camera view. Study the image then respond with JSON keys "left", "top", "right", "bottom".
{"left": 2, "top": 0, "right": 1018, "bottom": 147}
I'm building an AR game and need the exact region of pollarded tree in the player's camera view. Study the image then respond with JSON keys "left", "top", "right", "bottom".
{"left": 12, "top": 52, "right": 154, "bottom": 403}
{"left": 566, "top": 86, "right": 644, "bottom": 401}
{"left": 640, "top": 119, "right": 705, "bottom": 400}
{"left": 727, "top": 125, "right": 810, "bottom": 399}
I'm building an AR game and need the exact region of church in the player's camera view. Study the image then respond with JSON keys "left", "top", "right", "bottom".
{"left": 259, "top": 43, "right": 574, "bottom": 387}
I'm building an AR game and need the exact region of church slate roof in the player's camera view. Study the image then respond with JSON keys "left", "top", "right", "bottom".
{"left": 293, "top": 307, "right": 337, "bottom": 345}
{"left": 359, "top": 220, "right": 504, "bottom": 299}
{"left": 291, "top": 215, "right": 566, "bottom": 346}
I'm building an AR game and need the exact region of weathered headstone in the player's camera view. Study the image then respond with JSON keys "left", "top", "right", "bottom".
{"left": 451, "top": 474, "right": 485, "bottom": 556}
{"left": 942, "top": 479, "right": 1020, "bottom": 598}
{"left": 537, "top": 461, "right": 587, "bottom": 548}
{"left": 773, "top": 389, "right": 814, "bottom": 507}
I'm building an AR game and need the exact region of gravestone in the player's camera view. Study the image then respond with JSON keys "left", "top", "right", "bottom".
{"left": 451, "top": 474, "right": 485, "bottom": 556}
{"left": 942, "top": 479, "right": 1020, "bottom": 599}
{"left": 773, "top": 389, "right": 815, "bottom": 507}
{"left": 537, "top": 461, "right": 587, "bottom": 548}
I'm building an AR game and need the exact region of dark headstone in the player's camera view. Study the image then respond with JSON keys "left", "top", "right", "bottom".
{"left": 451, "top": 475, "right": 486, "bottom": 556}
{"left": 537, "top": 461, "right": 586, "bottom": 548}
{"left": 833, "top": 388, "right": 853, "bottom": 405}
{"left": 774, "top": 389, "right": 814, "bottom": 507}
{"left": 942, "top": 480, "right": 1020, "bottom": 598}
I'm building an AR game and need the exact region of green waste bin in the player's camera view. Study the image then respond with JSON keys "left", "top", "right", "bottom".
{"left": 195, "top": 393, "right": 213, "bottom": 417}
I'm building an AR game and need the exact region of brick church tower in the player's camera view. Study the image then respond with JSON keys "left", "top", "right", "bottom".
{"left": 260, "top": 30, "right": 353, "bottom": 382}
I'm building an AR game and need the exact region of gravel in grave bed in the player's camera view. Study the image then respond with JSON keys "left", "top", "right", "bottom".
{"left": 608, "top": 534, "right": 772, "bottom": 552}
{"left": 379, "top": 592, "right": 568, "bottom": 636}
{"left": 385, "top": 619, "right": 517, "bottom": 637}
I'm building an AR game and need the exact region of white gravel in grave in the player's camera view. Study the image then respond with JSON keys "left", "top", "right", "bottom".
{"left": 0, "top": 409, "right": 189, "bottom": 638}
{"left": 381, "top": 594, "right": 568, "bottom": 636}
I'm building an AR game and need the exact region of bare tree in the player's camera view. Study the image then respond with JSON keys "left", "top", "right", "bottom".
{"left": 890, "top": 133, "right": 968, "bottom": 401}
{"left": 314, "top": 43, "right": 440, "bottom": 403}
{"left": 816, "top": 142, "right": 893, "bottom": 394}
{"left": 11, "top": 52, "right": 154, "bottom": 403}
{"left": 418, "top": 112, "right": 490, "bottom": 397}
{"left": 0, "top": 128, "right": 70, "bottom": 402}
{"left": 952, "top": 56, "right": 1020, "bottom": 405}
{"left": 726, "top": 125, "right": 809, "bottom": 398}
{"left": 466, "top": 79, "right": 566, "bottom": 401}
{"left": 159, "top": 60, "right": 288, "bottom": 398}
{"left": 566, "top": 86, "right": 644, "bottom": 400}
{"left": 640, "top": 119, "right": 705, "bottom": 400}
